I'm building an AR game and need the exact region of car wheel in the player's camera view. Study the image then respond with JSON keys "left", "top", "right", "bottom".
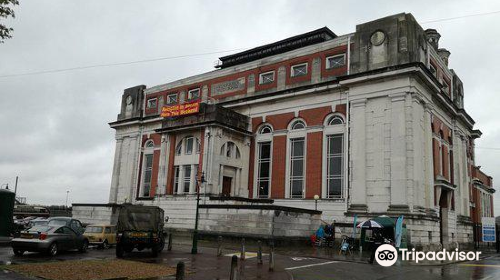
{"left": 13, "top": 249, "right": 24, "bottom": 256}
{"left": 79, "top": 240, "right": 88, "bottom": 253}
{"left": 103, "top": 240, "right": 110, "bottom": 249}
{"left": 48, "top": 243, "right": 58, "bottom": 256}
{"left": 116, "top": 244, "right": 124, "bottom": 258}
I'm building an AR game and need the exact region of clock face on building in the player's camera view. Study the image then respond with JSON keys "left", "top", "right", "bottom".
{"left": 126, "top": 96, "right": 132, "bottom": 105}
{"left": 370, "top": 31, "right": 386, "bottom": 46}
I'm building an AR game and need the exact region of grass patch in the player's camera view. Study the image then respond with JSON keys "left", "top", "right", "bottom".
{"left": 5, "top": 259, "right": 176, "bottom": 280}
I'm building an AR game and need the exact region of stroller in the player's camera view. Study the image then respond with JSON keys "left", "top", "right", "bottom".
{"left": 339, "top": 235, "right": 354, "bottom": 255}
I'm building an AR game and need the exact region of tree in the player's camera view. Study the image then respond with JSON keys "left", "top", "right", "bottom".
{"left": 0, "top": 0, "right": 19, "bottom": 43}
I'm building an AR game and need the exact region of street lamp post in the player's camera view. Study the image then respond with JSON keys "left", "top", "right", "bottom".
{"left": 314, "top": 194, "right": 320, "bottom": 211}
{"left": 65, "top": 190, "right": 70, "bottom": 208}
{"left": 191, "top": 172, "right": 205, "bottom": 254}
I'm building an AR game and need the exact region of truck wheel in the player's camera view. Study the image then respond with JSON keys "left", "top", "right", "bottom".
{"left": 13, "top": 249, "right": 24, "bottom": 256}
{"left": 151, "top": 245, "right": 159, "bottom": 257}
{"left": 158, "top": 238, "right": 165, "bottom": 253}
{"left": 116, "top": 244, "right": 124, "bottom": 258}
{"left": 103, "top": 240, "right": 110, "bottom": 249}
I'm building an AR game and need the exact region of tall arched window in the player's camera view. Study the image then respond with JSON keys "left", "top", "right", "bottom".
{"left": 287, "top": 119, "right": 307, "bottom": 198}
{"left": 323, "top": 114, "right": 346, "bottom": 199}
{"left": 141, "top": 140, "right": 155, "bottom": 197}
{"left": 255, "top": 123, "right": 273, "bottom": 198}
{"left": 221, "top": 141, "right": 241, "bottom": 159}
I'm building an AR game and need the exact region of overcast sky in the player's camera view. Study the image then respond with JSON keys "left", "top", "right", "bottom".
{"left": 0, "top": 0, "right": 499, "bottom": 214}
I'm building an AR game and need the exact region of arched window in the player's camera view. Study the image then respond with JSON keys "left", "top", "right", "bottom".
{"left": 144, "top": 140, "right": 155, "bottom": 148}
{"left": 291, "top": 120, "right": 306, "bottom": 130}
{"left": 220, "top": 141, "right": 241, "bottom": 159}
{"left": 259, "top": 125, "right": 273, "bottom": 134}
{"left": 323, "top": 113, "right": 346, "bottom": 199}
{"left": 175, "top": 136, "right": 200, "bottom": 156}
{"left": 327, "top": 115, "right": 344, "bottom": 126}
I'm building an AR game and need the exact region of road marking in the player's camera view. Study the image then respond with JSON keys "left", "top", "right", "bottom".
{"left": 285, "top": 261, "right": 338, "bottom": 270}
{"left": 459, "top": 264, "right": 500, "bottom": 268}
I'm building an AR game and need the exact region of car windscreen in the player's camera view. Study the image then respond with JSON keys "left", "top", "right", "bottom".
{"left": 31, "top": 220, "right": 48, "bottom": 226}
{"left": 85, "top": 226, "right": 103, "bottom": 233}
{"left": 48, "top": 219, "right": 68, "bottom": 227}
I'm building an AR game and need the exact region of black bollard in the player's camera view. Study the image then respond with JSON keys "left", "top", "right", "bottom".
{"left": 240, "top": 238, "right": 246, "bottom": 261}
{"left": 217, "top": 235, "right": 223, "bottom": 257}
{"left": 168, "top": 233, "right": 173, "bottom": 251}
{"left": 269, "top": 241, "right": 275, "bottom": 272}
{"left": 176, "top": 261, "right": 185, "bottom": 280}
{"left": 230, "top": 255, "right": 239, "bottom": 280}
{"left": 257, "top": 240, "right": 263, "bottom": 265}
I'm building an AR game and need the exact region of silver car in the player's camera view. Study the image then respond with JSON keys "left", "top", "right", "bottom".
{"left": 11, "top": 217, "right": 88, "bottom": 256}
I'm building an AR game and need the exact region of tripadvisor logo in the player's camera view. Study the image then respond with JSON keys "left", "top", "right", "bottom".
{"left": 375, "top": 244, "right": 482, "bottom": 266}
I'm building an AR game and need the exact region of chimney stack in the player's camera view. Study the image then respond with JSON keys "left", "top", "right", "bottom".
{"left": 437, "top": 48, "right": 451, "bottom": 66}
{"left": 424, "top": 29, "right": 441, "bottom": 50}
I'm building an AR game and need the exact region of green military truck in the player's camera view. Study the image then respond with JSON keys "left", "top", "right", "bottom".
{"left": 115, "top": 204, "right": 166, "bottom": 257}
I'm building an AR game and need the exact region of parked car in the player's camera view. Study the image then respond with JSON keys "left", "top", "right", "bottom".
{"left": 84, "top": 225, "right": 116, "bottom": 249}
{"left": 11, "top": 217, "right": 88, "bottom": 256}
{"left": 115, "top": 204, "right": 166, "bottom": 257}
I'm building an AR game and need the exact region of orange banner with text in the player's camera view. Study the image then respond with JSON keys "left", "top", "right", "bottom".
{"left": 161, "top": 102, "right": 200, "bottom": 118}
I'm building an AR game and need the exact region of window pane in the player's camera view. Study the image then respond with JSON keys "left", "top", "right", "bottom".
{"left": 174, "top": 166, "right": 180, "bottom": 192}
{"left": 259, "top": 142, "right": 271, "bottom": 159}
{"left": 259, "top": 162, "right": 270, "bottom": 178}
{"left": 145, "top": 154, "right": 153, "bottom": 168}
{"left": 292, "top": 64, "right": 307, "bottom": 77}
{"left": 185, "top": 138, "right": 193, "bottom": 154}
{"left": 291, "top": 180, "right": 303, "bottom": 197}
{"left": 292, "top": 159, "right": 303, "bottom": 176}
{"left": 183, "top": 165, "right": 191, "bottom": 193}
{"left": 292, "top": 139, "right": 304, "bottom": 157}
{"left": 331, "top": 157, "right": 342, "bottom": 175}
{"left": 167, "top": 94, "right": 177, "bottom": 104}
{"left": 144, "top": 170, "right": 152, "bottom": 183}
{"left": 329, "top": 135, "right": 343, "bottom": 154}
{"left": 328, "top": 178, "right": 342, "bottom": 197}
{"left": 258, "top": 181, "right": 269, "bottom": 197}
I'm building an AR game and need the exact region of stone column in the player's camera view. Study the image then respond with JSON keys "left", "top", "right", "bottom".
{"left": 388, "top": 93, "right": 409, "bottom": 212}
{"left": 349, "top": 98, "right": 367, "bottom": 212}
{"left": 411, "top": 94, "right": 426, "bottom": 212}
{"left": 423, "top": 103, "right": 435, "bottom": 212}
{"left": 109, "top": 137, "right": 124, "bottom": 203}
{"left": 157, "top": 134, "right": 169, "bottom": 196}
{"left": 128, "top": 135, "right": 140, "bottom": 203}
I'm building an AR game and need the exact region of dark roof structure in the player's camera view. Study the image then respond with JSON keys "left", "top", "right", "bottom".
{"left": 217, "top": 27, "right": 336, "bottom": 68}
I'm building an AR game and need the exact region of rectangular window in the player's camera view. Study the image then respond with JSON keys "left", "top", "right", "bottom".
{"left": 187, "top": 88, "right": 200, "bottom": 101}
{"left": 290, "top": 138, "right": 305, "bottom": 198}
{"left": 147, "top": 98, "right": 157, "bottom": 108}
{"left": 167, "top": 93, "right": 178, "bottom": 105}
{"left": 183, "top": 165, "right": 191, "bottom": 193}
{"left": 257, "top": 142, "right": 271, "bottom": 198}
{"left": 430, "top": 64, "right": 437, "bottom": 77}
{"left": 326, "top": 54, "right": 345, "bottom": 69}
{"left": 291, "top": 63, "right": 308, "bottom": 77}
{"left": 142, "top": 154, "right": 153, "bottom": 197}
{"left": 185, "top": 137, "right": 194, "bottom": 155}
{"left": 326, "top": 134, "right": 344, "bottom": 198}
{"left": 174, "top": 166, "right": 180, "bottom": 193}
{"left": 259, "top": 71, "right": 275, "bottom": 85}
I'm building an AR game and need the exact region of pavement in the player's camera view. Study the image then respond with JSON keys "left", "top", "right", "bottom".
{"left": 1, "top": 237, "right": 500, "bottom": 280}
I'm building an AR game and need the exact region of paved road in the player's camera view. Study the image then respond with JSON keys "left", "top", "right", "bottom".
{"left": 283, "top": 254, "right": 500, "bottom": 280}
{"left": 1, "top": 244, "right": 500, "bottom": 280}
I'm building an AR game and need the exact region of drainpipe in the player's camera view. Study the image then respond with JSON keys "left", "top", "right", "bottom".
{"left": 345, "top": 35, "right": 351, "bottom": 213}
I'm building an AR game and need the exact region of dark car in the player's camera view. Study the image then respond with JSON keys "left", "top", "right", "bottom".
{"left": 11, "top": 217, "right": 88, "bottom": 256}
{"left": 115, "top": 205, "right": 166, "bottom": 257}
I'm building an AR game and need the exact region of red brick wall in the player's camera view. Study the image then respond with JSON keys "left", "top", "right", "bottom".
{"left": 166, "top": 135, "right": 176, "bottom": 195}
{"left": 267, "top": 112, "right": 295, "bottom": 130}
{"left": 306, "top": 131, "right": 322, "bottom": 198}
{"left": 299, "top": 106, "right": 331, "bottom": 126}
{"left": 433, "top": 138, "right": 440, "bottom": 177}
{"left": 248, "top": 138, "right": 255, "bottom": 198}
{"left": 271, "top": 135, "right": 287, "bottom": 198}
{"left": 442, "top": 145, "right": 449, "bottom": 180}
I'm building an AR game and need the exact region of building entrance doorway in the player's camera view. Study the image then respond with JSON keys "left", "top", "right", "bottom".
{"left": 439, "top": 188, "right": 450, "bottom": 246}
{"left": 222, "top": 176, "right": 232, "bottom": 196}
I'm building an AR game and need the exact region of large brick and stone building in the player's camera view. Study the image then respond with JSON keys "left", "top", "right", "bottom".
{"left": 104, "top": 13, "right": 494, "bottom": 249}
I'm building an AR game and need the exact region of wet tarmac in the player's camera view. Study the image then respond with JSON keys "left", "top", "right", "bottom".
{"left": 1, "top": 242, "right": 499, "bottom": 279}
